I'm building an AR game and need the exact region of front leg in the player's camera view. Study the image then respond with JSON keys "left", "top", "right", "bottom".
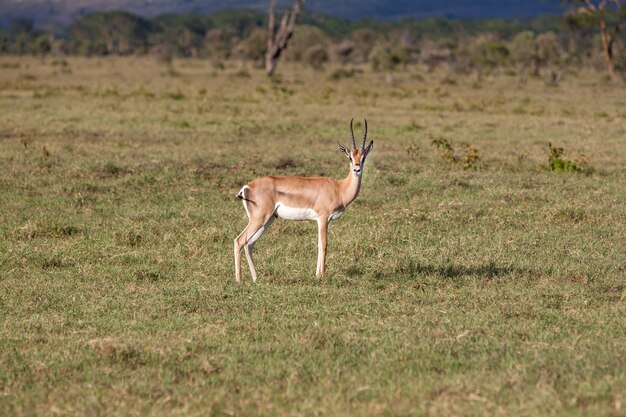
{"left": 316, "top": 218, "right": 329, "bottom": 277}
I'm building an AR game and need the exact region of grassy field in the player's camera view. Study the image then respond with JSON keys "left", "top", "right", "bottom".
{"left": 0, "top": 56, "right": 625, "bottom": 416}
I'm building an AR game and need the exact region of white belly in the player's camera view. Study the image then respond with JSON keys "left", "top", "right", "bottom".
{"left": 275, "top": 203, "right": 318, "bottom": 221}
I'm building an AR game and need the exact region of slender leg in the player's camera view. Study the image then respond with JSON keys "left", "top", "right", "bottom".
{"left": 234, "top": 188, "right": 252, "bottom": 283}
{"left": 244, "top": 216, "right": 274, "bottom": 282}
{"left": 316, "top": 218, "right": 329, "bottom": 277}
{"left": 235, "top": 220, "right": 263, "bottom": 282}
{"left": 234, "top": 237, "right": 241, "bottom": 282}
{"left": 244, "top": 243, "right": 255, "bottom": 282}
{"left": 234, "top": 223, "right": 255, "bottom": 282}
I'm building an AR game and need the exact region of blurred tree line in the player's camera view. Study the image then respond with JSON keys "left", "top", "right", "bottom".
{"left": 0, "top": 7, "right": 624, "bottom": 79}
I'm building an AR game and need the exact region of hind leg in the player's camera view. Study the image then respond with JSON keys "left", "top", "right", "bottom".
{"left": 234, "top": 225, "right": 249, "bottom": 283}
{"left": 234, "top": 215, "right": 274, "bottom": 282}
{"left": 244, "top": 216, "right": 275, "bottom": 283}
{"left": 234, "top": 227, "right": 246, "bottom": 282}
{"left": 235, "top": 221, "right": 261, "bottom": 282}
{"left": 235, "top": 185, "right": 253, "bottom": 282}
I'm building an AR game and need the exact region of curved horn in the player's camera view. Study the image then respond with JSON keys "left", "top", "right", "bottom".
{"left": 350, "top": 118, "right": 356, "bottom": 149}
{"left": 361, "top": 119, "right": 368, "bottom": 149}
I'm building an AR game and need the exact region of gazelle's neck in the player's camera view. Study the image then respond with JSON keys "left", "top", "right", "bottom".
{"left": 339, "top": 170, "right": 362, "bottom": 207}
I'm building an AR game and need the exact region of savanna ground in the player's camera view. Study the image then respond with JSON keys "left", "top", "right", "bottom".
{"left": 0, "top": 56, "right": 625, "bottom": 416}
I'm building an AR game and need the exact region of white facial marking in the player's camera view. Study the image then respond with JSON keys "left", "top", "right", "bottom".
{"left": 274, "top": 203, "right": 319, "bottom": 221}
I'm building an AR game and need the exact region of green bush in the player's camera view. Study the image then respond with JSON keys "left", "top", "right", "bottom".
{"left": 547, "top": 143, "right": 583, "bottom": 173}
{"left": 370, "top": 44, "right": 409, "bottom": 72}
{"left": 242, "top": 28, "right": 266, "bottom": 65}
{"left": 328, "top": 68, "right": 358, "bottom": 80}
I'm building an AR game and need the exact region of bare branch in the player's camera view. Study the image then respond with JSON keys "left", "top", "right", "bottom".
{"left": 265, "top": 0, "right": 305, "bottom": 76}
{"left": 267, "top": 0, "right": 276, "bottom": 46}
{"left": 583, "top": 0, "right": 598, "bottom": 11}
{"left": 575, "top": 0, "right": 623, "bottom": 81}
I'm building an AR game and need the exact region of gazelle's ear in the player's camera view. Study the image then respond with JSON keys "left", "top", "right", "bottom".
{"left": 364, "top": 140, "right": 374, "bottom": 156}
{"left": 338, "top": 142, "right": 350, "bottom": 157}
{"left": 360, "top": 140, "right": 374, "bottom": 166}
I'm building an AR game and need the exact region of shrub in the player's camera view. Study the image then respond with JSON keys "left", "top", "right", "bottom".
{"left": 330, "top": 39, "right": 355, "bottom": 64}
{"left": 351, "top": 29, "right": 380, "bottom": 63}
{"left": 406, "top": 144, "right": 420, "bottom": 159}
{"left": 328, "top": 68, "right": 358, "bottom": 80}
{"left": 462, "top": 144, "right": 481, "bottom": 169}
{"left": 509, "top": 30, "right": 538, "bottom": 81}
{"left": 431, "top": 137, "right": 482, "bottom": 169}
{"left": 303, "top": 45, "right": 328, "bottom": 70}
{"left": 431, "top": 137, "right": 457, "bottom": 164}
{"left": 284, "top": 25, "right": 327, "bottom": 63}
{"left": 370, "top": 43, "right": 409, "bottom": 72}
{"left": 419, "top": 39, "right": 454, "bottom": 72}
{"left": 31, "top": 35, "right": 51, "bottom": 55}
{"left": 242, "top": 28, "right": 266, "bottom": 65}
{"left": 536, "top": 32, "right": 562, "bottom": 69}
{"left": 469, "top": 38, "right": 510, "bottom": 70}
{"left": 546, "top": 143, "right": 583, "bottom": 173}
{"left": 203, "top": 28, "right": 230, "bottom": 60}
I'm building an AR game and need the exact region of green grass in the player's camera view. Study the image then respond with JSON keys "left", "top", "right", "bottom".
{"left": 0, "top": 57, "right": 625, "bottom": 416}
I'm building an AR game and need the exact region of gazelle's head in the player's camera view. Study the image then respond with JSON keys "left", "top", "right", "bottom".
{"left": 338, "top": 119, "right": 374, "bottom": 177}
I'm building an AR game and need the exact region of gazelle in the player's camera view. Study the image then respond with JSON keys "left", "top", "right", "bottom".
{"left": 234, "top": 119, "right": 374, "bottom": 282}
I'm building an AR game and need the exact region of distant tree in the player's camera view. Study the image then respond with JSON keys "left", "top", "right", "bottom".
{"left": 302, "top": 44, "right": 328, "bottom": 70}
{"left": 390, "top": 28, "right": 419, "bottom": 63}
{"left": 69, "top": 11, "right": 153, "bottom": 55}
{"left": 419, "top": 39, "right": 454, "bottom": 72}
{"left": 203, "top": 28, "right": 231, "bottom": 60}
{"left": 351, "top": 29, "right": 380, "bottom": 63}
{"left": 243, "top": 28, "right": 267, "bottom": 66}
{"left": 0, "top": 34, "right": 8, "bottom": 53}
{"left": 329, "top": 39, "right": 355, "bottom": 65}
{"left": 14, "top": 33, "right": 29, "bottom": 55}
{"left": 10, "top": 19, "right": 36, "bottom": 55}
{"left": 265, "top": 0, "right": 305, "bottom": 76}
{"left": 464, "top": 35, "right": 510, "bottom": 79}
{"left": 566, "top": 0, "right": 626, "bottom": 81}
{"left": 276, "top": 25, "right": 329, "bottom": 70}
{"left": 284, "top": 25, "right": 326, "bottom": 62}
{"left": 151, "top": 41, "right": 175, "bottom": 65}
{"left": 370, "top": 42, "right": 409, "bottom": 72}
{"left": 206, "top": 9, "right": 265, "bottom": 40}
{"left": 173, "top": 15, "right": 208, "bottom": 57}
{"left": 176, "top": 27, "right": 201, "bottom": 57}
{"left": 0, "top": 10, "right": 601, "bottom": 72}
{"left": 10, "top": 19, "right": 35, "bottom": 36}
{"left": 509, "top": 30, "right": 538, "bottom": 81}
{"left": 31, "top": 35, "right": 52, "bottom": 56}
{"left": 535, "top": 31, "right": 563, "bottom": 81}
{"left": 392, "top": 45, "right": 411, "bottom": 68}
{"left": 369, "top": 44, "right": 392, "bottom": 72}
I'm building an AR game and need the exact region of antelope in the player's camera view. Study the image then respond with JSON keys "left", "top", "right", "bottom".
{"left": 234, "top": 119, "right": 374, "bottom": 282}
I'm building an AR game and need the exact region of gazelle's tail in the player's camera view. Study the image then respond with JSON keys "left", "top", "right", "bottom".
{"left": 236, "top": 186, "right": 247, "bottom": 200}
{"left": 237, "top": 185, "right": 255, "bottom": 206}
